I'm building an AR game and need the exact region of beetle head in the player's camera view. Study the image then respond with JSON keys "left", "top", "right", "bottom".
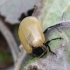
{"left": 32, "top": 45, "right": 47, "bottom": 57}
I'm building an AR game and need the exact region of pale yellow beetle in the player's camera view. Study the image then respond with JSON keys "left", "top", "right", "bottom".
{"left": 18, "top": 16, "right": 62, "bottom": 57}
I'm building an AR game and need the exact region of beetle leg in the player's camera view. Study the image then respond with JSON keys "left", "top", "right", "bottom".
{"left": 44, "top": 37, "right": 63, "bottom": 54}
{"left": 39, "top": 46, "right": 47, "bottom": 57}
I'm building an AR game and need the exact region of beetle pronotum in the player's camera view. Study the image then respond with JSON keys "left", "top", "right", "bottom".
{"left": 18, "top": 16, "right": 62, "bottom": 57}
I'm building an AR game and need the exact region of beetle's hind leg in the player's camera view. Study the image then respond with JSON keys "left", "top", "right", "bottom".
{"left": 44, "top": 37, "right": 62, "bottom": 55}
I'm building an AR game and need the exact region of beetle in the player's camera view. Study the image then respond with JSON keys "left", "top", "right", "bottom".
{"left": 18, "top": 16, "right": 62, "bottom": 57}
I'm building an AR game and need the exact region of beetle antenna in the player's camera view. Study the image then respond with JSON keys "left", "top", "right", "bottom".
{"left": 47, "top": 45, "right": 56, "bottom": 55}
{"left": 44, "top": 37, "right": 62, "bottom": 54}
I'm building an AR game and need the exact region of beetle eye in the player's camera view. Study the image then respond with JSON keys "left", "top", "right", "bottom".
{"left": 32, "top": 47, "right": 45, "bottom": 57}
